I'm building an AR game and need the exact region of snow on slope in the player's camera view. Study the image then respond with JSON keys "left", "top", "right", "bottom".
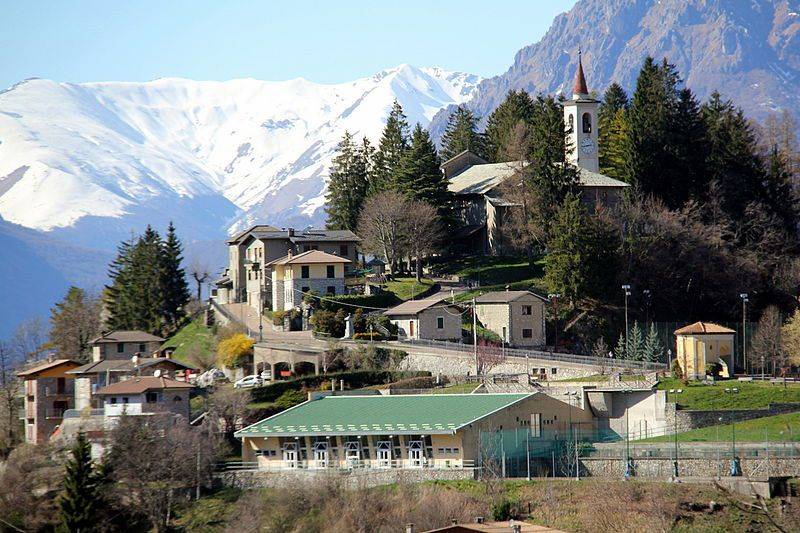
{"left": 0, "top": 65, "right": 480, "bottom": 246}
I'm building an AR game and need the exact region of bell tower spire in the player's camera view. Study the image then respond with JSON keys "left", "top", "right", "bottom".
{"left": 563, "top": 47, "right": 599, "bottom": 173}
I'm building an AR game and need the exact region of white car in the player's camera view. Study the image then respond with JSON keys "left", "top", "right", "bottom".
{"left": 234, "top": 374, "right": 263, "bottom": 389}
{"left": 195, "top": 368, "right": 227, "bottom": 387}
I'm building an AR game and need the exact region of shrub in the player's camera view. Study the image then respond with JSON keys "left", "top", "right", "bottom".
{"left": 347, "top": 345, "right": 407, "bottom": 370}
{"left": 671, "top": 358, "right": 683, "bottom": 380}
{"left": 491, "top": 498, "right": 514, "bottom": 521}
{"left": 388, "top": 375, "right": 447, "bottom": 390}
{"left": 310, "top": 309, "right": 345, "bottom": 338}
{"left": 216, "top": 333, "right": 254, "bottom": 368}
{"left": 272, "top": 310, "right": 286, "bottom": 326}
{"left": 353, "top": 332, "right": 383, "bottom": 341}
{"left": 273, "top": 389, "right": 307, "bottom": 409}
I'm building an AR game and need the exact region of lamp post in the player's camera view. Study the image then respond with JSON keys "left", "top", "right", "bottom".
{"left": 740, "top": 293, "right": 748, "bottom": 374}
{"left": 622, "top": 390, "right": 634, "bottom": 478}
{"left": 622, "top": 285, "right": 631, "bottom": 356}
{"left": 642, "top": 289, "right": 652, "bottom": 326}
{"left": 563, "top": 390, "right": 579, "bottom": 480}
{"left": 548, "top": 293, "right": 561, "bottom": 350}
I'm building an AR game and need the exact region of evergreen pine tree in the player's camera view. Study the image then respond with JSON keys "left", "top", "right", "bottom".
{"left": 544, "top": 193, "right": 616, "bottom": 305}
{"left": 628, "top": 322, "right": 645, "bottom": 361}
{"left": 670, "top": 88, "right": 708, "bottom": 203}
{"left": 58, "top": 432, "right": 106, "bottom": 532}
{"left": 624, "top": 57, "right": 682, "bottom": 202}
{"left": 598, "top": 83, "right": 629, "bottom": 181}
{"left": 104, "top": 237, "right": 135, "bottom": 331}
{"left": 393, "top": 124, "right": 452, "bottom": 222}
{"left": 325, "top": 131, "right": 369, "bottom": 230}
{"left": 642, "top": 323, "right": 663, "bottom": 363}
{"left": 161, "top": 222, "right": 190, "bottom": 330}
{"left": 614, "top": 332, "right": 627, "bottom": 360}
{"left": 440, "top": 105, "right": 486, "bottom": 161}
{"left": 484, "top": 89, "right": 536, "bottom": 162}
{"left": 371, "top": 100, "right": 409, "bottom": 194}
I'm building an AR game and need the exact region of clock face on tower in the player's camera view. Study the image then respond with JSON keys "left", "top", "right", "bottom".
{"left": 580, "top": 137, "right": 595, "bottom": 155}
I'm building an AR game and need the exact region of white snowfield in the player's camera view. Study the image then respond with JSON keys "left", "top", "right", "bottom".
{"left": 0, "top": 65, "right": 479, "bottom": 234}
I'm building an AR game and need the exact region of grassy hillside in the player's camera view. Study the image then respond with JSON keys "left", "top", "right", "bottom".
{"left": 437, "top": 256, "right": 547, "bottom": 302}
{"left": 383, "top": 277, "right": 436, "bottom": 300}
{"left": 657, "top": 378, "right": 800, "bottom": 410}
{"left": 643, "top": 412, "right": 800, "bottom": 443}
{"left": 162, "top": 317, "right": 216, "bottom": 363}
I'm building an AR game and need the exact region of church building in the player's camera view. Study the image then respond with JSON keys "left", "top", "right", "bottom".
{"left": 445, "top": 53, "right": 629, "bottom": 255}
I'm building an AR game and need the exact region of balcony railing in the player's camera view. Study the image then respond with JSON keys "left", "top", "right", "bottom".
{"left": 218, "top": 458, "right": 476, "bottom": 472}
{"left": 44, "top": 408, "right": 68, "bottom": 419}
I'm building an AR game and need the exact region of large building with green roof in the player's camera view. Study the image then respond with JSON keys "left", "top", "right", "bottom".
{"left": 236, "top": 391, "right": 593, "bottom": 471}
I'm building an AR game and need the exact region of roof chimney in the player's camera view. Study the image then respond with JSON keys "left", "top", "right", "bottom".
{"left": 572, "top": 48, "right": 589, "bottom": 98}
{"left": 287, "top": 228, "right": 295, "bottom": 237}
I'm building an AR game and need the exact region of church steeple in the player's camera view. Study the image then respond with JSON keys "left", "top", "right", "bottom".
{"left": 572, "top": 49, "right": 589, "bottom": 99}
{"left": 563, "top": 48, "right": 599, "bottom": 173}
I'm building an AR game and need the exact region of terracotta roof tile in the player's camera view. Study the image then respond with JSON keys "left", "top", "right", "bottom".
{"left": 95, "top": 376, "right": 194, "bottom": 395}
{"left": 674, "top": 322, "right": 735, "bottom": 335}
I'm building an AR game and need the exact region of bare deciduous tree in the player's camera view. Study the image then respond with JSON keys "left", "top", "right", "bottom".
{"left": 12, "top": 316, "right": 49, "bottom": 362}
{"left": 0, "top": 342, "right": 21, "bottom": 457}
{"left": 189, "top": 260, "right": 211, "bottom": 302}
{"left": 107, "top": 416, "right": 220, "bottom": 531}
{"left": 357, "top": 192, "right": 410, "bottom": 275}
{"left": 208, "top": 387, "right": 251, "bottom": 448}
{"left": 405, "top": 199, "right": 443, "bottom": 281}
{"left": 49, "top": 286, "right": 101, "bottom": 362}
{"left": 750, "top": 305, "right": 785, "bottom": 376}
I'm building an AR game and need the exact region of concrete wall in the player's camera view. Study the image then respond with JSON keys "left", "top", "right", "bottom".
{"left": 400, "top": 352, "right": 599, "bottom": 380}
{"left": 581, "top": 456, "right": 800, "bottom": 479}
{"left": 665, "top": 402, "right": 800, "bottom": 433}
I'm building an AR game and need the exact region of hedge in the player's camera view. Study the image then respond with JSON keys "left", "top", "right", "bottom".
{"left": 249, "top": 370, "right": 431, "bottom": 403}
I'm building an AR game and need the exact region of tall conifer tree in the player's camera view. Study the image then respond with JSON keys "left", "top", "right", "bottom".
{"left": 440, "top": 105, "right": 486, "bottom": 161}
{"left": 484, "top": 90, "right": 536, "bottom": 162}
{"left": 394, "top": 124, "right": 452, "bottom": 222}
{"left": 162, "top": 222, "right": 190, "bottom": 328}
{"left": 598, "top": 83, "right": 629, "bottom": 181}
{"left": 325, "top": 131, "right": 370, "bottom": 231}
{"left": 371, "top": 100, "right": 409, "bottom": 194}
{"left": 58, "top": 432, "right": 107, "bottom": 532}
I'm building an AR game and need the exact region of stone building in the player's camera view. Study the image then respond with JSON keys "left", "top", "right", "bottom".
{"left": 474, "top": 290, "right": 547, "bottom": 347}
{"left": 268, "top": 249, "right": 350, "bottom": 311}
{"left": 384, "top": 298, "right": 462, "bottom": 341}
{"left": 237, "top": 392, "right": 593, "bottom": 471}
{"left": 218, "top": 225, "right": 360, "bottom": 310}
{"left": 674, "top": 322, "right": 735, "bottom": 380}
{"left": 90, "top": 330, "right": 165, "bottom": 362}
{"left": 444, "top": 54, "right": 629, "bottom": 255}
{"left": 17, "top": 359, "right": 81, "bottom": 444}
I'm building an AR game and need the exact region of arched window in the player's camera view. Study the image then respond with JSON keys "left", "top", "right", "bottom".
{"left": 567, "top": 114, "right": 574, "bottom": 133}
{"left": 582, "top": 112, "right": 592, "bottom": 133}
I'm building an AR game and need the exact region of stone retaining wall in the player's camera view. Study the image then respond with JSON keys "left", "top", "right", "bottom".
{"left": 400, "top": 353, "right": 597, "bottom": 380}
{"left": 581, "top": 456, "right": 800, "bottom": 479}
{"left": 217, "top": 467, "right": 476, "bottom": 489}
{"left": 665, "top": 402, "right": 800, "bottom": 432}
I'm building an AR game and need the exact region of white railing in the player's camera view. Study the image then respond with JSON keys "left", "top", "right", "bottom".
{"left": 217, "top": 458, "right": 477, "bottom": 472}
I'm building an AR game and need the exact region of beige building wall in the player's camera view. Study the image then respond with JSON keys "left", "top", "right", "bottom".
{"left": 92, "top": 340, "right": 162, "bottom": 362}
{"left": 475, "top": 296, "right": 546, "bottom": 347}
{"left": 676, "top": 333, "right": 734, "bottom": 380}
{"left": 390, "top": 307, "right": 461, "bottom": 341}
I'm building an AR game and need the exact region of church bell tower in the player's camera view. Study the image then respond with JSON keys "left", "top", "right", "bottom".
{"left": 563, "top": 50, "right": 599, "bottom": 173}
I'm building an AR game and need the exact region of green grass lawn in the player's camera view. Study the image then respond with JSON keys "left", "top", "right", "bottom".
{"left": 657, "top": 377, "right": 800, "bottom": 410}
{"left": 435, "top": 256, "right": 547, "bottom": 302}
{"left": 429, "top": 382, "right": 480, "bottom": 394}
{"left": 642, "top": 412, "right": 800, "bottom": 443}
{"left": 384, "top": 277, "right": 435, "bottom": 301}
{"left": 162, "top": 317, "right": 216, "bottom": 363}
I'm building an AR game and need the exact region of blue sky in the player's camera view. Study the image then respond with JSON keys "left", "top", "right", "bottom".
{"left": 1, "top": 1, "right": 576, "bottom": 89}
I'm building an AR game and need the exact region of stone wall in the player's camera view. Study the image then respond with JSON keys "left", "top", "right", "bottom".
{"left": 581, "top": 456, "right": 800, "bottom": 479}
{"left": 665, "top": 402, "right": 800, "bottom": 432}
{"left": 400, "top": 352, "right": 598, "bottom": 380}
{"left": 217, "top": 467, "right": 477, "bottom": 490}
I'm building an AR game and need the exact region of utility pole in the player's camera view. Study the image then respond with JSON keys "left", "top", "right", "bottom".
{"left": 740, "top": 293, "right": 748, "bottom": 374}
{"left": 622, "top": 285, "right": 631, "bottom": 357}
{"left": 472, "top": 297, "right": 478, "bottom": 376}
{"left": 548, "top": 293, "right": 561, "bottom": 351}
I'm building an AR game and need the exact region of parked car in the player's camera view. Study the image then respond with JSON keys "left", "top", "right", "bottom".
{"left": 196, "top": 368, "right": 227, "bottom": 387}
{"left": 234, "top": 374, "right": 262, "bottom": 389}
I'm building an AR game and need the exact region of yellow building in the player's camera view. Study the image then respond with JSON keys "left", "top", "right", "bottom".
{"left": 674, "top": 322, "right": 735, "bottom": 380}
{"left": 268, "top": 249, "right": 350, "bottom": 311}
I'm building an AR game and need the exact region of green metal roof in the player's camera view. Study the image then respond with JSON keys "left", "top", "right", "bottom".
{"left": 236, "top": 393, "right": 533, "bottom": 437}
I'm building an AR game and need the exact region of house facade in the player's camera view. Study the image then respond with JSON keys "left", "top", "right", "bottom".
{"left": 95, "top": 376, "right": 193, "bottom": 419}
{"left": 90, "top": 331, "right": 165, "bottom": 362}
{"left": 219, "top": 225, "right": 360, "bottom": 310}
{"left": 268, "top": 250, "right": 350, "bottom": 311}
{"left": 384, "top": 298, "right": 462, "bottom": 341}
{"left": 237, "top": 392, "right": 593, "bottom": 471}
{"left": 444, "top": 54, "right": 629, "bottom": 255}
{"left": 17, "top": 359, "right": 81, "bottom": 444}
{"left": 674, "top": 322, "right": 735, "bottom": 380}
{"left": 474, "top": 291, "right": 547, "bottom": 347}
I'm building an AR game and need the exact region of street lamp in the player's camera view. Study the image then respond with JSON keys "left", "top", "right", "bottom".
{"left": 548, "top": 293, "right": 561, "bottom": 350}
{"left": 740, "top": 293, "right": 749, "bottom": 374}
{"left": 622, "top": 389, "right": 635, "bottom": 478}
{"left": 621, "top": 285, "right": 631, "bottom": 357}
{"left": 642, "top": 289, "right": 652, "bottom": 326}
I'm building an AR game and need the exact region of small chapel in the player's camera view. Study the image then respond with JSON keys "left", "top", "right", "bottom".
{"left": 443, "top": 53, "right": 629, "bottom": 255}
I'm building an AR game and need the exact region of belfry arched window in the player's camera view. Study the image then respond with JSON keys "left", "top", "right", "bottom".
{"left": 582, "top": 112, "right": 592, "bottom": 133}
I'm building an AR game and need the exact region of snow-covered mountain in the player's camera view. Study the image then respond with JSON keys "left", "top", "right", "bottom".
{"left": 0, "top": 64, "right": 480, "bottom": 250}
